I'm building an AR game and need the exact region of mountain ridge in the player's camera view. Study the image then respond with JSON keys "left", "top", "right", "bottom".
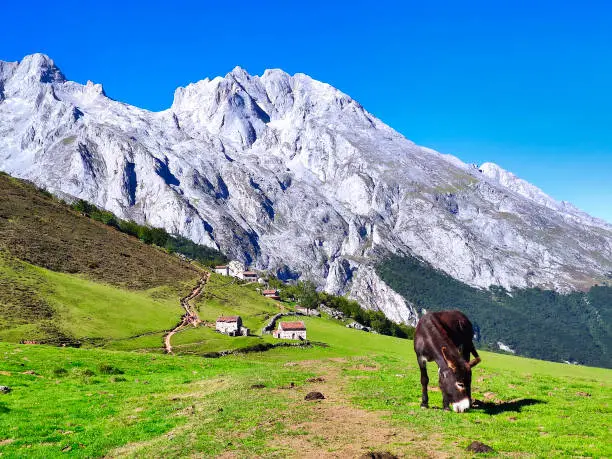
{"left": 1, "top": 53, "right": 611, "bottom": 326}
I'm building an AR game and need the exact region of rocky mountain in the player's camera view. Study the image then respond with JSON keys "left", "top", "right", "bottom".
{"left": 1, "top": 53, "right": 611, "bottom": 325}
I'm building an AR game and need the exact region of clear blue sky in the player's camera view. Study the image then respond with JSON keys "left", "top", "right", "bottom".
{"left": 2, "top": 0, "right": 611, "bottom": 222}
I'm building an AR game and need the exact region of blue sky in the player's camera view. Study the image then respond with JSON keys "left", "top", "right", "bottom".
{"left": 2, "top": 0, "right": 611, "bottom": 222}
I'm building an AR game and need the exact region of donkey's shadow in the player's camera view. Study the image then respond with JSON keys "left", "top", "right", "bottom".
{"left": 472, "top": 398, "right": 544, "bottom": 415}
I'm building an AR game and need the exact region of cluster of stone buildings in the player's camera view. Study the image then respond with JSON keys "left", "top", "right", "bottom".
{"left": 216, "top": 314, "right": 307, "bottom": 341}
{"left": 212, "top": 264, "right": 315, "bottom": 340}
{"left": 213, "top": 260, "right": 264, "bottom": 283}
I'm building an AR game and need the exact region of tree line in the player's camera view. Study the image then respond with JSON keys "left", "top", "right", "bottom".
{"left": 377, "top": 254, "right": 612, "bottom": 368}
{"left": 267, "top": 276, "right": 415, "bottom": 339}
{"left": 71, "top": 199, "right": 227, "bottom": 267}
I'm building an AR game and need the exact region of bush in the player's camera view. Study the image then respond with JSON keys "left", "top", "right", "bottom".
{"left": 53, "top": 368, "right": 68, "bottom": 377}
{"left": 99, "top": 364, "right": 124, "bottom": 375}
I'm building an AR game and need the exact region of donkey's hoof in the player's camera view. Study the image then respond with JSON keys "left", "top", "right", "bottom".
{"left": 420, "top": 403, "right": 429, "bottom": 409}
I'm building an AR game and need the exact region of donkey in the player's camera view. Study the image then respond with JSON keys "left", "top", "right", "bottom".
{"left": 414, "top": 310, "right": 481, "bottom": 412}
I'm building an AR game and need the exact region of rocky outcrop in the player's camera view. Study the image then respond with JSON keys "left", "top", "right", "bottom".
{"left": 1, "top": 54, "right": 611, "bottom": 325}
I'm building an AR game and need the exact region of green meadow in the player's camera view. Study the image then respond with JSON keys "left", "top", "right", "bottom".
{"left": 1, "top": 313, "right": 610, "bottom": 457}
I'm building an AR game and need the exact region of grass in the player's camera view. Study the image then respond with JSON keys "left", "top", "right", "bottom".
{"left": 0, "top": 319, "right": 610, "bottom": 457}
{"left": 0, "top": 253, "right": 191, "bottom": 347}
{"left": 0, "top": 172, "right": 197, "bottom": 289}
{"left": 348, "top": 352, "right": 612, "bottom": 457}
{"left": 0, "top": 343, "right": 312, "bottom": 458}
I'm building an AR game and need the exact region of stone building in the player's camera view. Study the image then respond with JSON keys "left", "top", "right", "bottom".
{"left": 215, "top": 316, "right": 249, "bottom": 336}
{"left": 273, "top": 321, "right": 307, "bottom": 340}
{"left": 214, "top": 265, "right": 229, "bottom": 276}
{"left": 263, "top": 289, "right": 280, "bottom": 300}
{"left": 240, "top": 271, "right": 258, "bottom": 282}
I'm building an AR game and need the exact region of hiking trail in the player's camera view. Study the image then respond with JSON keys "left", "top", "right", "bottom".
{"left": 164, "top": 269, "right": 210, "bottom": 354}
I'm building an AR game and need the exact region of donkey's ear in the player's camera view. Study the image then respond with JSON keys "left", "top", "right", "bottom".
{"left": 441, "top": 346, "right": 457, "bottom": 372}
{"left": 468, "top": 357, "right": 481, "bottom": 368}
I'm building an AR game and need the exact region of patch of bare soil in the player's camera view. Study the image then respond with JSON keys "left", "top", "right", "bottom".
{"left": 466, "top": 441, "right": 494, "bottom": 453}
{"left": 269, "top": 362, "right": 451, "bottom": 458}
{"left": 355, "top": 364, "right": 379, "bottom": 371}
{"left": 360, "top": 452, "right": 398, "bottom": 459}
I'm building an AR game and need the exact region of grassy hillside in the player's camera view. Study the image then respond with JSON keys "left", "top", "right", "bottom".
{"left": 377, "top": 254, "right": 612, "bottom": 368}
{"left": 0, "top": 252, "right": 194, "bottom": 347}
{"left": 0, "top": 171, "right": 610, "bottom": 457}
{"left": 0, "top": 172, "right": 207, "bottom": 348}
{"left": 70, "top": 199, "right": 227, "bottom": 268}
{"left": 0, "top": 324, "right": 609, "bottom": 457}
{"left": 0, "top": 172, "right": 198, "bottom": 289}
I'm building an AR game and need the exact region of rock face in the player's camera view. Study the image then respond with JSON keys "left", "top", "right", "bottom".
{"left": 1, "top": 53, "right": 612, "bottom": 325}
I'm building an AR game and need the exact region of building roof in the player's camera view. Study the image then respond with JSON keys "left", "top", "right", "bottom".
{"left": 215, "top": 265, "right": 228, "bottom": 269}
{"left": 263, "top": 289, "right": 278, "bottom": 295}
{"left": 243, "top": 271, "right": 257, "bottom": 276}
{"left": 279, "top": 321, "right": 306, "bottom": 331}
{"left": 217, "top": 316, "right": 240, "bottom": 323}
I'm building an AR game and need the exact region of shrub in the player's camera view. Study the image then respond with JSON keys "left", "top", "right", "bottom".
{"left": 53, "top": 367, "right": 68, "bottom": 377}
{"left": 99, "top": 364, "right": 124, "bottom": 375}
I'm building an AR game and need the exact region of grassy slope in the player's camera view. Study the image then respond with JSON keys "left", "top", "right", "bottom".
{"left": 0, "top": 172, "right": 197, "bottom": 289}
{"left": 0, "top": 172, "right": 202, "bottom": 347}
{"left": 0, "top": 318, "right": 610, "bottom": 457}
{"left": 0, "top": 172, "right": 610, "bottom": 456}
{"left": 0, "top": 253, "right": 193, "bottom": 348}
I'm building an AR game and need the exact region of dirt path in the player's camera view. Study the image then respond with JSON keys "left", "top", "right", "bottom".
{"left": 164, "top": 270, "right": 209, "bottom": 354}
{"left": 267, "top": 359, "right": 450, "bottom": 458}
{"left": 106, "top": 358, "right": 451, "bottom": 458}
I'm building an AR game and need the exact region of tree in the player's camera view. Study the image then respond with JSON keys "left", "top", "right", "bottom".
{"left": 297, "top": 280, "right": 319, "bottom": 312}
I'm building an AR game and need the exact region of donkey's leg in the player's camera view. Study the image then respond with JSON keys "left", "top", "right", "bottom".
{"left": 469, "top": 343, "right": 481, "bottom": 367}
{"left": 417, "top": 357, "right": 429, "bottom": 408}
{"left": 442, "top": 391, "right": 451, "bottom": 411}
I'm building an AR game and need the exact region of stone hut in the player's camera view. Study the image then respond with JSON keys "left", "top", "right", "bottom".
{"left": 273, "top": 321, "right": 307, "bottom": 340}
{"left": 263, "top": 289, "right": 281, "bottom": 300}
{"left": 216, "top": 316, "right": 248, "bottom": 336}
{"left": 214, "top": 265, "right": 229, "bottom": 276}
{"left": 240, "top": 271, "right": 258, "bottom": 282}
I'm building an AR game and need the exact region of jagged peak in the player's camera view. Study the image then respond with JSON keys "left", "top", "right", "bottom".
{"left": 228, "top": 65, "right": 249, "bottom": 79}
{"left": 17, "top": 53, "right": 66, "bottom": 83}
{"left": 261, "top": 68, "right": 291, "bottom": 80}
{"left": 85, "top": 79, "right": 106, "bottom": 96}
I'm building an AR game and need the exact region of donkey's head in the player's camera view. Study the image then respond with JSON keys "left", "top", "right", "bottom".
{"left": 438, "top": 346, "right": 481, "bottom": 412}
